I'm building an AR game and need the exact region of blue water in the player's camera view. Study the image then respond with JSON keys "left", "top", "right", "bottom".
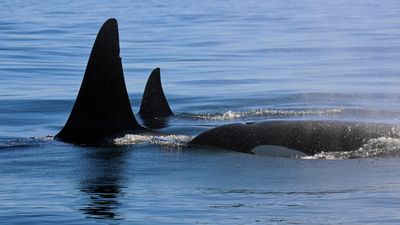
{"left": 1, "top": 0, "right": 400, "bottom": 224}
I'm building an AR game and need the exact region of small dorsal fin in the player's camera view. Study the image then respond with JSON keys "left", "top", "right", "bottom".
{"left": 55, "top": 18, "right": 144, "bottom": 145}
{"left": 139, "top": 67, "right": 174, "bottom": 119}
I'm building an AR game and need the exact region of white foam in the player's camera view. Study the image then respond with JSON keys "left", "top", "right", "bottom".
{"left": 113, "top": 134, "right": 193, "bottom": 149}
{"left": 0, "top": 136, "right": 52, "bottom": 149}
{"left": 303, "top": 137, "right": 400, "bottom": 160}
{"left": 39, "top": 135, "right": 54, "bottom": 141}
{"left": 186, "top": 108, "right": 343, "bottom": 121}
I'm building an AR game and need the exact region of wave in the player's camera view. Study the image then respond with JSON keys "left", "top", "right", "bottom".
{"left": 0, "top": 136, "right": 52, "bottom": 150}
{"left": 114, "top": 134, "right": 193, "bottom": 149}
{"left": 180, "top": 108, "right": 343, "bottom": 121}
{"left": 304, "top": 137, "right": 400, "bottom": 160}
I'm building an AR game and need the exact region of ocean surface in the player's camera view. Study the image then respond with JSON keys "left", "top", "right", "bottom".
{"left": 1, "top": 0, "right": 400, "bottom": 224}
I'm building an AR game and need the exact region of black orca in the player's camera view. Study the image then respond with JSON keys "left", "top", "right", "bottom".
{"left": 55, "top": 18, "right": 148, "bottom": 145}
{"left": 189, "top": 120, "right": 399, "bottom": 155}
{"left": 139, "top": 67, "right": 173, "bottom": 129}
{"left": 55, "top": 18, "right": 399, "bottom": 156}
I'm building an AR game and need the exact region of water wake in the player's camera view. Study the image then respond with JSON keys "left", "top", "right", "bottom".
{"left": 181, "top": 108, "right": 343, "bottom": 121}
{"left": 0, "top": 136, "right": 52, "bottom": 150}
{"left": 304, "top": 137, "right": 400, "bottom": 160}
{"left": 114, "top": 134, "right": 193, "bottom": 149}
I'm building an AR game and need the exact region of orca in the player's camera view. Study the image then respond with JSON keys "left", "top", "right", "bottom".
{"left": 189, "top": 121, "right": 400, "bottom": 155}
{"left": 139, "top": 67, "right": 173, "bottom": 129}
{"left": 55, "top": 18, "right": 148, "bottom": 145}
{"left": 55, "top": 18, "right": 399, "bottom": 156}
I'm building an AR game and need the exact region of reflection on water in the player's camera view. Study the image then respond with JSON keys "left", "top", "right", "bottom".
{"left": 78, "top": 148, "right": 129, "bottom": 220}
{"left": 80, "top": 177, "right": 122, "bottom": 220}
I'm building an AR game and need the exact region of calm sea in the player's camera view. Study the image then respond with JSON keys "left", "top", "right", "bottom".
{"left": 1, "top": 0, "right": 400, "bottom": 224}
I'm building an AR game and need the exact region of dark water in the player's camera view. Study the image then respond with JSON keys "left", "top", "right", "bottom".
{"left": 1, "top": 1, "right": 400, "bottom": 224}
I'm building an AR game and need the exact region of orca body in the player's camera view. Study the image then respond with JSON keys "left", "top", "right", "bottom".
{"left": 55, "top": 19, "right": 147, "bottom": 145}
{"left": 189, "top": 121, "right": 400, "bottom": 155}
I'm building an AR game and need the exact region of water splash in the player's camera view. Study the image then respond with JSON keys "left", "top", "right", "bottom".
{"left": 0, "top": 136, "right": 52, "bottom": 149}
{"left": 181, "top": 108, "right": 343, "bottom": 121}
{"left": 304, "top": 137, "right": 400, "bottom": 160}
{"left": 113, "top": 134, "right": 193, "bottom": 149}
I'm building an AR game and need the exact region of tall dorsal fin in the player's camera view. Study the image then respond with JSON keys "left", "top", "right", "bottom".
{"left": 55, "top": 18, "right": 144, "bottom": 145}
{"left": 139, "top": 67, "right": 173, "bottom": 120}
